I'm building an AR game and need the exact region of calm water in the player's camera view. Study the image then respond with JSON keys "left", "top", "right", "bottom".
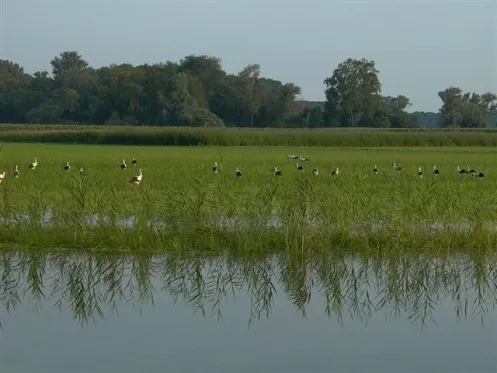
{"left": 1, "top": 250, "right": 496, "bottom": 373}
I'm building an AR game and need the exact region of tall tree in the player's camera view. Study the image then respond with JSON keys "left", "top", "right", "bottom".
{"left": 239, "top": 64, "right": 261, "bottom": 127}
{"left": 438, "top": 87, "right": 497, "bottom": 128}
{"left": 324, "top": 58, "right": 381, "bottom": 126}
{"left": 50, "top": 51, "right": 91, "bottom": 90}
{"left": 380, "top": 95, "right": 416, "bottom": 128}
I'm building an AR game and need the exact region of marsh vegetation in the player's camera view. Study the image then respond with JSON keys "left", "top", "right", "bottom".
{"left": 3, "top": 125, "right": 497, "bottom": 147}
{"left": 0, "top": 143, "right": 497, "bottom": 250}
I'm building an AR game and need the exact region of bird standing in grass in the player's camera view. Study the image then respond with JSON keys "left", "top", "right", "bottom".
{"left": 121, "top": 159, "right": 127, "bottom": 170}
{"left": 235, "top": 167, "right": 242, "bottom": 177}
{"left": 299, "top": 156, "right": 309, "bottom": 162}
{"left": 212, "top": 162, "right": 219, "bottom": 173}
{"left": 288, "top": 155, "right": 298, "bottom": 160}
{"left": 28, "top": 158, "right": 38, "bottom": 170}
{"left": 373, "top": 165, "right": 379, "bottom": 174}
{"left": 132, "top": 158, "right": 137, "bottom": 167}
{"left": 432, "top": 165, "right": 439, "bottom": 176}
{"left": 273, "top": 167, "right": 282, "bottom": 176}
{"left": 79, "top": 168, "right": 84, "bottom": 176}
{"left": 417, "top": 167, "right": 423, "bottom": 178}
{"left": 476, "top": 171, "right": 485, "bottom": 179}
{"left": 296, "top": 163, "right": 303, "bottom": 171}
{"left": 393, "top": 162, "right": 402, "bottom": 172}
{"left": 331, "top": 167, "right": 339, "bottom": 176}
{"left": 64, "top": 162, "right": 71, "bottom": 172}
{"left": 457, "top": 166, "right": 466, "bottom": 175}
{"left": 0, "top": 172, "right": 5, "bottom": 184}
{"left": 467, "top": 166, "right": 476, "bottom": 176}
{"left": 130, "top": 169, "right": 143, "bottom": 185}
{"left": 13, "top": 165, "right": 19, "bottom": 178}
{"left": 312, "top": 168, "right": 319, "bottom": 176}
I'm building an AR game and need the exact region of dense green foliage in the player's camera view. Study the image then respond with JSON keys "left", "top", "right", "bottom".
{"left": 2, "top": 125, "right": 497, "bottom": 147}
{"left": 1, "top": 144, "right": 497, "bottom": 251}
{"left": 2, "top": 53, "right": 495, "bottom": 128}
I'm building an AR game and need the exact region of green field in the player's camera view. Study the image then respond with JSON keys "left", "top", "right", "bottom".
{"left": 2, "top": 124, "right": 497, "bottom": 147}
{"left": 1, "top": 143, "right": 497, "bottom": 251}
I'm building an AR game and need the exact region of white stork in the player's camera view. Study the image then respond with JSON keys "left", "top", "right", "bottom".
{"left": 28, "top": 158, "right": 38, "bottom": 170}
{"left": 130, "top": 168, "right": 143, "bottom": 185}
{"left": 417, "top": 167, "right": 423, "bottom": 178}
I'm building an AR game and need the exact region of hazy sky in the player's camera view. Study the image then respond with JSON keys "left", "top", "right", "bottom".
{"left": 1, "top": 0, "right": 496, "bottom": 112}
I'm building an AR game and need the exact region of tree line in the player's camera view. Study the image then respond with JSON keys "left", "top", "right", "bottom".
{"left": 0, "top": 52, "right": 496, "bottom": 128}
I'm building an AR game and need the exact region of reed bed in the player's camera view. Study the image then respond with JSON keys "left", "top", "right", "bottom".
{"left": 1, "top": 143, "right": 497, "bottom": 251}
{"left": 2, "top": 124, "right": 497, "bottom": 147}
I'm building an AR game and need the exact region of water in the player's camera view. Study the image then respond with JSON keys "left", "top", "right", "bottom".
{"left": 1, "top": 250, "right": 496, "bottom": 373}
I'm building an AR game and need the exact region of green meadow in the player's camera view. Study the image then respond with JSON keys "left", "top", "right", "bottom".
{"left": 0, "top": 143, "right": 496, "bottom": 251}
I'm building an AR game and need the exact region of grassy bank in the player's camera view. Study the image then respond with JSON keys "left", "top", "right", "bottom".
{"left": 2, "top": 124, "right": 497, "bottom": 147}
{"left": 1, "top": 143, "right": 497, "bottom": 251}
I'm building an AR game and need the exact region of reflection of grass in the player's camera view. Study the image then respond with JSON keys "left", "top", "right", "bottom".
{"left": 1, "top": 143, "right": 497, "bottom": 250}
{"left": 1, "top": 250, "right": 495, "bottom": 328}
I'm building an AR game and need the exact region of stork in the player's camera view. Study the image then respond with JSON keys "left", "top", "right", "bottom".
{"left": 273, "top": 167, "right": 282, "bottom": 176}
{"left": 212, "top": 162, "right": 219, "bottom": 173}
{"left": 28, "top": 158, "right": 38, "bottom": 170}
{"left": 432, "top": 165, "right": 439, "bottom": 176}
{"left": 312, "top": 168, "right": 319, "bottom": 176}
{"left": 121, "top": 159, "right": 127, "bottom": 170}
{"left": 64, "top": 162, "right": 71, "bottom": 172}
{"left": 417, "top": 167, "right": 423, "bottom": 178}
{"left": 296, "top": 163, "right": 303, "bottom": 171}
{"left": 130, "top": 169, "right": 143, "bottom": 185}
{"left": 373, "top": 165, "right": 379, "bottom": 174}
{"left": 331, "top": 167, "right": 339, "bottom": 176}
{"left": 13, "top": 165, "right": 19, "bottom": 178}
{"left": 235, "top": 167, "right": 242, "bottom": 177}
{"left": 0, "top": 172, "right": 5, "bottom": 184}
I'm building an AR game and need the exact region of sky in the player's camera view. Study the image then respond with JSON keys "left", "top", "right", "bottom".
{"left": 1, "top": 0, "right": 496, "bottom": 112}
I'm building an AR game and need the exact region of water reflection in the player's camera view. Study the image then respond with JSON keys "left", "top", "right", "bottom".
{"left": 1, "top": 250, "right": 496, "bottom": 328}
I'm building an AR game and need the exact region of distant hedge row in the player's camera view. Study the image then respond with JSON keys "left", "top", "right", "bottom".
{"left": 1, "top": 124, "right": 497, "bottom": 147}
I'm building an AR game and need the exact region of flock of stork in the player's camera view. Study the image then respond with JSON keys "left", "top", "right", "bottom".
{"left": 212, "top": 154, "right": 486, "bottom": 179}
{"left": 0, "top": 154, "right": 485, "bottom": 187}
{"left": 0, "top": 157, "right": 144, "bottom": 186}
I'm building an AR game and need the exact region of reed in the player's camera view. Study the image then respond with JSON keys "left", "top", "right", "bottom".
{"left": 1, "top": 143, "right": 497, "bottom": 251}
{"left": 2, "top": 124, "right": 497, "bottom": 147}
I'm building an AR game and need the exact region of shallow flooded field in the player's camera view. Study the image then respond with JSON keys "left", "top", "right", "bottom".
{"left": 1, "top": 144, "right": 497, "bottom": 372}
{"left": 1, "top": 144, "right": 497, "bottom": 250}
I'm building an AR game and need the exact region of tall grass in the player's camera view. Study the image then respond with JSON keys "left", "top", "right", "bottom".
{"left": 2, "top": 124, "right": 497, "bottom": 147}
{"left": 1, "top": 143, "right": 497, "bottom": 251}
